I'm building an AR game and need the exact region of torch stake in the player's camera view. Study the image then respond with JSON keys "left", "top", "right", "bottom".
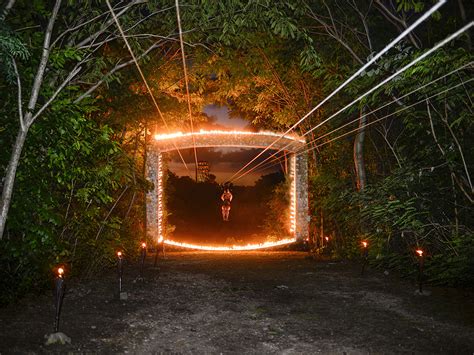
{"left": 53, "top": 275, "right": 65, "bottom": 333}
{"left": 418, "top": 254, "right": 424, "bottom": 293}
{"left": 140, "top": 246, "right": 146, "bottom": 278}
{"left": 118, "top": 256, "right": 123, "bottom": 294}
{"left": 360, "top": 246, "right": 368, "bottom": 276}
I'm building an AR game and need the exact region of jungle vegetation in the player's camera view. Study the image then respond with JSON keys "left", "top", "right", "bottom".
{"left": 0, "top": 0, "right": 472, "bottom": 304}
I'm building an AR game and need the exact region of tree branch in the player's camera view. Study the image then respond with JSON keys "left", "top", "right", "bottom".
{"left": 75, "top": 0, "right": 147, "bottom": 49}
{"left": 373, "top": 0, "right": 420, "bottom": 48}
{"left": 74, "top": 38, "right": 168, "bottom": 103}
{"left": 0, "top": 0, "right": 15, "bottom": 21}
{"left": 30, "top": 65, "right": 82, "bottom": 123}
{"left": 11, "top": 57, "right": 25, "bottom": 132}
{"left": 25, "top": 0, "right": 61, "bottom": 122}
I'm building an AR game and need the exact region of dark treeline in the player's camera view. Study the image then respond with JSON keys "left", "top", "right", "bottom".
{"left": 0, "top": 0, "right": 473, "bottom": 304}
{"left": 165, "top": 171, "right": 285, "bottom": 244}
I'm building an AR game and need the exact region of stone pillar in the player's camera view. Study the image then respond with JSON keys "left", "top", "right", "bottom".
{"left": 146, "top": 150, "right": 163, "bottom": 243}
{"left": 295, "top": 152, "right": 309, "bottom": 241}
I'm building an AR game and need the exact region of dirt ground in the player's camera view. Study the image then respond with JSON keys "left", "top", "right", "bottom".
{"left": 1, "top": 251, "right": 473, "bottom": 354}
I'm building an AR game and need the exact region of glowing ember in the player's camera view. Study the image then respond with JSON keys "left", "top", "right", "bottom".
{"left": 57, "top": 267, "right": 64, "bottom": 277}
{"left": 416, "top": 249, "right": 423, "bottom": 256}
{"left": 163, "top": 238, "right": 296, "bottom": 251}
{"left": 141, "top": 242, "right": 146, "bottom": 248}
{"left": 157, "top": 153, "right": 164, "bottom": 242}
{"left": 117, "top": 251, "right": 122, "bottom": 257}
{"left": 153, "top": 129, "right": 305, "bottom": 143}
{"left": 362, "top": 241, "right": 368, "bottom": 248}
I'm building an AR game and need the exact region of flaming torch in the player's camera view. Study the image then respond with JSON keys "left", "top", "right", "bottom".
{"left": 53, "top": 267, "right": 66, "bottom": 333}
{"left": 361, "top": 241, "right": 369, "bottom": 275}
{"left": 117, "top": 251, "right": 123, "bottom": 294}
{"left": 140, "top": 242, "right": 147, "bottom": 279}
{"left": 416, "top": 248, "right": 424, "bottom": 294}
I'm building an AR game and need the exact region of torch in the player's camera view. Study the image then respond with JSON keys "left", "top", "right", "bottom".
{"left": 140, "top": 242, "right": 147, "bottom": 278}
{"left": 117, "top": 251, "right": 123, "bottom": 294}
{"left": 360, "top": 241, "right": 369, "bottom": 275}
{"left": 416, "top": 249, "right": 424, "bottom": 293}
{"left": 53, "top": 267, "right": 66, "bottom": 333}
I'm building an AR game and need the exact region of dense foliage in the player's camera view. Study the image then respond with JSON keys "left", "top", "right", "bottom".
{"left": 0, "top": 0, "right": 472, "bottom": 304}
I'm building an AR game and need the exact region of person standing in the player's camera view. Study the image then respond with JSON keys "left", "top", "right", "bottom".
{"left": 221, "top": 187, "right": 233, "bottom": 221}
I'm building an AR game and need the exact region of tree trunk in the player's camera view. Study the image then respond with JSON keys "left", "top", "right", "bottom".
{"left": 0, "top": 127, "right": 28, "bottom": 239}
{"left": 354, "top": 107, "right": 367, "bottom": 191}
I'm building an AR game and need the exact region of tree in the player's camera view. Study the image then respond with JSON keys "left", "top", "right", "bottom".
{"left": 0, "top": 0, "right": 192, "bottom": 239}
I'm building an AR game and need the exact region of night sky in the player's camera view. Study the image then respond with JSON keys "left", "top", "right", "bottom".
{"left": 167, "top": 104, "right": 282, "bottom": 185}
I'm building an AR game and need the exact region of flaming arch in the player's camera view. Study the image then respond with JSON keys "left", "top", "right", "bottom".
{"left": 146, "top": 130, "right": 309, "bottom": 251}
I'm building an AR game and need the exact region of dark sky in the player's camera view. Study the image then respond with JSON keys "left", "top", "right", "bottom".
{"left": 167, "top": 104, "right": 282, "bottom": 185}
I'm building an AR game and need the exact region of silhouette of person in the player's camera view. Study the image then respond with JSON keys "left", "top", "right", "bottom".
{"left": 221, "top": 188, "right": 233, "bottom": 221}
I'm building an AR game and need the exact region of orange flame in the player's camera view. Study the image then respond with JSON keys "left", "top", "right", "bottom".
{"left": 117, "top": 251, "right": 122, "bottom": 257}
{"left": 362, "top": 241, "right": 368, "bottom": 248}
{"left": 57, "top": 267, "right": 64, "bottom": 277}
{"left": 416, "top": 249, "right": 423, "bottom": 257}
{"left": 158, "top": 236, "right": 164, "bottom": 243}
{"left": 325, "top": 236, "right": 329, "bottom": 241}
{"left": 153, "top": 130, "right": 305, "bottom": 143}
{"left": 141, "top": 242, "right": 146, "bottom": 248}
{"left": 163, "top": 238, "right": 296, "bottom": 251}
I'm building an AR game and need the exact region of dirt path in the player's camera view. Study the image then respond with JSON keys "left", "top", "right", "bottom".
{"left": 1, "top": 251, "right": 473, "bottom": 354}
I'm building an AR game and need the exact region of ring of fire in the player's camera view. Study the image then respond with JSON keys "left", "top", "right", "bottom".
{"left": 146, "top": 130, "right": 309, "bottom": 249}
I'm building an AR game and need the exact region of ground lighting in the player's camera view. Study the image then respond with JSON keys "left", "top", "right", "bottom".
{"left": 163, "top": 238, "right": 296, "bottom": 251}
{"left": 416, "top": 248, "right": 425, "bottom": 293}
{"left": 53, "top": 266, "right": 66, "bottom": 333}
{"left": 139, "top": 242, "right": 147, "bottom": 279}
{"left": 117, "top": 251, "right": 123, "bottom": 296}
{"left": 361, "top": 241, "right": 369, "bottom": 275}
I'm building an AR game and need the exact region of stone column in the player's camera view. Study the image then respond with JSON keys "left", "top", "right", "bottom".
{"left": 295, "top": 152, "right": 309, "bottom": 241}
{"left": 146, "top": 150, "right": 163, "bottom": 242}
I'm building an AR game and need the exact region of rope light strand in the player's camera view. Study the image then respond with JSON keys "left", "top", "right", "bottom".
{"left": 304, "top": 79, "right": 474, "bottom": 153}
{"left": 249, "top": 61, "right": 474, "bottom": 174}
{"left": 250, "top": 78, "right": 473, "bottom": 175}
{"left": 105, "top": 0, "right": 189, "bottom": 170}
{"left": 227, "top": 0, "right": 447, "bottom": 183}
{"left": 175, "top": 0, "right": 199, "bottom": 180}
{"left": 231, "top": 22, "right": 473, "bottom": 183}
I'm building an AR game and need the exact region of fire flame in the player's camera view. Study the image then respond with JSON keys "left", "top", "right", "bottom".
{"left": 158, "top": 236, "right": 164, "bottom": 243}
{"left": 163, "top": 238, "right": 296, "bottom": 251}
{"left": 141, "top": 242, "right": 146, "bottom": 248}
{"left": 153, "top": 129, "right": 305, "bottom": 143}
{"left": 416, "top": 249, "right": 423, "bottom": 257}
{"left": 57, "top": 267, "right": 64, "bottom": 277}
{"left": 325, "top": 236, "right": 329, "bottom": 241}
{"left": 117, "top": 251, "right": 122, "bottom": 257}
{"left": 362, "top": 241, "right": 368, "bottom": 248}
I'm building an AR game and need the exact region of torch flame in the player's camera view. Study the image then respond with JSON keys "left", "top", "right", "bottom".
{"left": 141, "top": 242, "right": 146, "bottom": 248}
{"left": 416, "top": 249, "right": 423, "bottom": 257}
{"left": 325, "top": 236, "right": 329, "bottom": 241}
{"left": 163, "top": 238, "right": 296, "bottom": 251}
{"left": 362, "top": 241, "right": 368, "bottom": 248}
{"left": 117, "top": 251, "right": 122, "bottom": 257}
{"left": 153, "top": 130, "right": 305, "bottom": 143}
{"left": 57, "top": 267, "right": 64, "bottom": 277}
